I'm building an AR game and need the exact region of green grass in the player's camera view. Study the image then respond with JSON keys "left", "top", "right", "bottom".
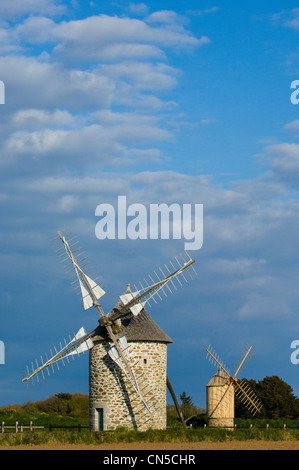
{"left": 0, "top": 408, "right": 88, "bottom": 428}
{"left": 0, "top": 421, "right": 298, "bottom": 446}
{"left": 0, "top": 396, "right": 297, "bottom": 446}
{"left": 0, "top": 427, "right": 298, "bottom": 447}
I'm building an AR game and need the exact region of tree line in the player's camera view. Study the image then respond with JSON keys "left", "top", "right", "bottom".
{"left": 2, "top": 376, "right": 298, "bottom": 422}
{"left": 235, "top": 376, "right": 299, "bottom": 419}
{"left": 173, "top": 375, "right": 299, "bottom": 422}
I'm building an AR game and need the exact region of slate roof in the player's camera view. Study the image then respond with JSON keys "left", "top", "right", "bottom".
{"left": 93, "top": 304, "right": 173, "bottom": 344}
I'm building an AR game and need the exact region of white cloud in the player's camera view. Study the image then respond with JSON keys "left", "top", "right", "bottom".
{"left": 10, "top": 108, "right": 77, "bottom": 129}
{"left": 208, "top": 257, "right": 267, "bottom": 275}
{"left": 188, "top": 7, "right": 220, "bottom": 17}
{"left": 146, "top": 10, "right": 186, "bottom": 26}
{"left": 2, "top": 113, "right": 171, "bottom": 171}
{"left": 1, "top": 160, "right": 299, "bottom": 357}
{"left": 0, "top": 28, "right": 22, "bottom": 54}
{"left": 284, "top": 119, "right": 299, "bottom": 131}
{"left": 13, "top": 16, "right": 58, "bottom": 43}
{"left": 0, "top": 0, "right": 64, "bottom": 20}
{"left": 23, "top": 175, "right": 126, "bottom": 193}
{"left": 0, "top": 55, "right": 115, "bottom": 110}
{"left": 10, "top": 13, "right": 206, "bottom": 63}
{"left": 89, "top": 43, "right": 165, "bottom": 61}
{"left": 3, "top": 7, "right": 297, "bottom": 329}
{"left": 237, "top": 291, "right": 293, "bottom": 320}
{"left": 281, "top": 8, "right": 299, "bottom": 30}
{"left": 128, "top": 3, "right": 149, "bottom": 16}
{"left": 0, "top": 9, "right": 209, "bottom": 185}
{"left": 253, "top": 119, "right": 299, "bottom": 186}
{"left": 257, "top": 142, "right": 299, "bottom": 181}
{"left": 98, "top": 61, "right": 178, "bottom": 91}
{"left": 3, "top": 168, "right": 299, "bottom": 323}
{"left": 270, "top": 143, "right": 299, "bottom": 170}
{"left": 54, "top": 14, "right": 199, "bottom": 48}
{"left": 0, "top": 9, "right": 204, "bottom": 115}
{"left": 47, "top": 194, "right": 79, "bottom": 213}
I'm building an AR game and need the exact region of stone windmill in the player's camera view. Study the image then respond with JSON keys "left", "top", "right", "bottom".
{"left": 205, "top": 345, "right": 262, "bottom": 429}
{"left": 22, "top": 229, "right": 196, "bottom": 431}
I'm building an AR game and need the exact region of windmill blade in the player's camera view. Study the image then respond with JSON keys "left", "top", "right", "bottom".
{"left": 55, "top": 230, "right": 106, "bottom": 311}
{"left": 65, "top": 327, "right": 94, "bottom": 357}
{"left": 56, "top": 229, "right": 150, "bottom": 415}
{"left": 234, "top": 379, "right": 263, "bottom": 415}
{"left": 205, "top": 345, "right": 231, "bottom": 381}
{"left": 22, "top": 327, "right": 95, "bottom": 385}
{"left": 119, "top": 289, "right": 144, "bottom": 317}
{"left": 107, "top": 330, "right": 152, "bottom": 414}
{"left": 233, "top": 344, "right": 252, "bottom": 379}
{"left": 55, "top": 230, "right": 110, "bottom": 328}
{"left": 78, "top": 275, "right": 105, "bottom": 311}
{"left": 108, "top": 335, "right": 130, "bottom": 369}
{"left": 54, "top": 230, "right": 156, "bottom": 417}
{"left": 112, "top": 251, "right": 196, "bottom": 321}
{"left": 107, "top": 335, "right": 152, "bottom": 414}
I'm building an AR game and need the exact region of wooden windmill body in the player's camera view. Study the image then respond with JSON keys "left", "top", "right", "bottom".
{"left": 22, "top": 230, "right": 196, "bottom": 431}
{"left": 205, "top": 345, "right": 262, "bottom": 429}
{"left": 206, "top": 369, "right": 234, "bottom": 429}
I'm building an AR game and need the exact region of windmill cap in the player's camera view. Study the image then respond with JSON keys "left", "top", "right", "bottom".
{"left": 94, "top": 306, "right": 173, "bottom": 343}
{"left": 206, "top": 368, "right": 230, "bottom": 387}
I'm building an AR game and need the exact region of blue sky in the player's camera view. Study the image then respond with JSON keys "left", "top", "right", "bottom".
{"left": 1, "top": 0, "right": 299, "bottom": 410}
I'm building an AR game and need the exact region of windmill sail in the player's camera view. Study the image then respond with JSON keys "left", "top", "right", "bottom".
{"left": 113, "top": 251, "right": 197, "bottom": 321}
{"left": 22, "top": 327, "right": 95, "bottom": 384}
{"left": 119, "top": 290, "right": 144, "bottom": 316}
{"left": 206, "top": 345, "right": 231, "bottom": 380}
{"left": 79, "top": 275, "right": 105, "bottom": 311}
{"left": 108, "top": 335, "right": 130, "bottom": 369}
{"left": 235, "top": 379, "right": 263, "bottom": 415}
{"left": 107, "top": 335, "right": 152, "bottom": 414}
{"left": 65, "top": 327, "right": 94, "bottom": 356}
{"left": 233, "top": 345, "right": 253, "bottom": 379}
{"left": 57, "top": 230, "right": 106, "bottom": 310}
{"left": 55, "top": 230, "right": 153, "bottom": 414}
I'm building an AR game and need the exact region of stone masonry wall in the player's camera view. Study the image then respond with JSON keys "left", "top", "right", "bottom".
{"left": 89, "top": 340, "right": 167, "bottom": 431}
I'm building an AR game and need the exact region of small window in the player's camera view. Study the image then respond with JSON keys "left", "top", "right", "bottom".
{"left": 143, "top": 358, "right": 147, "bottom": 364}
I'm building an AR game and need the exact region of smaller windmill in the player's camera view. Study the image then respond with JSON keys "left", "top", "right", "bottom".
{"left": 205, "top": 344, "right": 262, "bottom": 429}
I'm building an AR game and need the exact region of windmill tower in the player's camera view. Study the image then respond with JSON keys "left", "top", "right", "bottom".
{"left": 22, "top": 229, "right": 196, "bottom": 431}
{"left": 206, "top": 368, "right": 235, "bottom": 429}
{"left": 89, "top": 287, "right": 174, "bottom": 431}
{"left": 205, "top": 345, "right": 262, "bottom": 429}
